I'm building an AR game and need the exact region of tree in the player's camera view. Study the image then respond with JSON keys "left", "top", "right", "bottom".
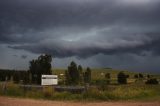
{"left": 29, "top": 54, "right": 52, "bottom": 84}
{"left": 83, "top": 67, "right": 91, "bottom": 84}
{"left": 117, "top": 72, "right": 128, "bottom": 84}
{"left": 147, "top": 74, "right": 151, "bottom": 79}
{"left": 134, "top": 74, "right": 139, "bottom": 79}
{"left": 13, "top": 72, "right": 21, "bottom": 83}
{"left": 65, "top": 70, "right": 70, "bottom": 85}
{"left": 139, "top": 73, "right": 144, "bottom": 79}
{"left": 78, "top": 65, "right": 83, "bottom": 73}
{"left": 105, "top": 73, "right": 111, "bottom": 84}
{"left": 78, "top": 65, "right": 83, "bottom": 84}
{"left": 67, "top": 61, "right": 80, "bottom": 85}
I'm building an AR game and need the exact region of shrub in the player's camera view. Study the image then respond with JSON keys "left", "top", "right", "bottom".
{"left": 145, "top": 78, "right": 159, "bottom": 84}
{"left": 117, "top": 72, "right": 128, "bottom": 84}
{"left": 139, "top": 73, "right": 144, "bottom": 78}
{"left": 134, "top": 74, "right": 139, "bottom": 78}
{"left": 105, "top": 73, "right": 111, "bottom": 84}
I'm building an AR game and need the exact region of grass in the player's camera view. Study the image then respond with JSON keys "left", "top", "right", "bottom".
{"left": 53, "top": 68, "right": 147, "bottom": 80}
{"left": 0, "top": 81, "right": 160, "bottom": 101}
{"left": 53, "top": 68, "right": 152, "bottom": 85}
{"left": 0, "top": 68, "right": 159, "bottom": 101}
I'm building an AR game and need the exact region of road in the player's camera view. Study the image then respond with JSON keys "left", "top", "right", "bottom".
{"left": 0, "top": 96, "right": 160, "bottom": 106}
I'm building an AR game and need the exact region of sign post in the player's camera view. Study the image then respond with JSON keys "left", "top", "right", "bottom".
{"left": 41, "top": 75, "right": 58, "bottom": 95}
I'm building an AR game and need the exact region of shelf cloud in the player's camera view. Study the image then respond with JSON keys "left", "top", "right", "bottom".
{"left": 0, "top": 0, "right": 160, "bottom": 72}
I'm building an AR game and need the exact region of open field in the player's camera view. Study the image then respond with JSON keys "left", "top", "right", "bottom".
{"left": 53, "top": 68, "right": 159, "bottom": 84}
{"left": 0, "top": 96, "right": 160, "bottom": 106}
{"left": 53, "top": 68, "right": 155, "bottom": 79}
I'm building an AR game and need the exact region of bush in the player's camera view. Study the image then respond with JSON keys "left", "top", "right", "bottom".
{"left": 117, "top": 72, "right": 128, "bottom": 84}
{"left": 134, "top": 74, "right": 139, "bottom": 78}
{"left": 145, "top": 78, "right": 159, "bottom": 84}
{"left": 105, "top": 73, "right": 111, "bottom": 84}
{"left": 139, "top": 73, "right": 144, "bottom": 78}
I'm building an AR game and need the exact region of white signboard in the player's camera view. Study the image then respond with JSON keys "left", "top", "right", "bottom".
{"left": 41, "top": 75, "right": 58, "bottom": 85}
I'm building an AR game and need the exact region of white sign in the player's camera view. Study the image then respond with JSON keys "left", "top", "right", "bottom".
{"left": 41, "top": 75, "right": 58, "bottom": 85}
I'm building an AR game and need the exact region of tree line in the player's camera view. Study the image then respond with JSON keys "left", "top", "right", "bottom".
{"left": 0, "top": 54, "right": 159, "bottom": 85}
{"left": 0, "top": 69, "right": 29, "bottom": 84}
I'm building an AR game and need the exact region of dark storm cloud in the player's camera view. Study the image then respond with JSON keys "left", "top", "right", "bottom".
{"left": 12, "top": 54, "right": 27, "bottom": 59}
{"left": 8, "top": 32, "right": 160, "bottom": 58}
{"left": 1, "top": 0, "right": 160, "bottom": 58}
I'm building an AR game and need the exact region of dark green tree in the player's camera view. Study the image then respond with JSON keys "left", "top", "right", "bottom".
{"left": 105, "top": 73, "right": 111, "bottom": 84}
{"left": 145, "top": 78, "right": 159, "bottom": 84}
{"left": 147, "top": 74, "right": 151, "bottom": 79}
{"left": 78, "top": 65, "right": 83, "bottom": 84}
{"left": 13, "top": 72, "right": 20, "bottom": 83}
{"left": 83, "top": 67, "right": 91, "bottom": 84}
{"left": 139, "top": 73, "right": 144, "bottom": 79}
{"left": 117, "top": 72, "right": 128, "bottom": 84}
{"left": 67, "top": 61, "right": 80, "bottom": 85}
{"left": 29, "top": 54, "right": 52, "bottom": 84}
{"left": 134, "top": 74, "right": 139, "bottom": 79}
{"left": 65, "top": 70, "right": 70, "bottom": 85}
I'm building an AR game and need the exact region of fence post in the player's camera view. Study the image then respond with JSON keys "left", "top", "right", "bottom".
{"left": 2, "top": 77, "right": 8, "bottom": 94}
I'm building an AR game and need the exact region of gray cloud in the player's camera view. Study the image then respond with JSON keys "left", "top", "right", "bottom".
{"left": 8, "top": 32, "right": 160, "bottom": 58}
{"left": 12, "top": 54, "right": 28, "bottom": 59}
{"left": 13, "top": 54, "right": 18, "bottom": 57}
{"left": 21, "top": 55, "right": 27, "bottom": 59}
{"left": 1, "top": 0, "right": 160, "bottom": 57}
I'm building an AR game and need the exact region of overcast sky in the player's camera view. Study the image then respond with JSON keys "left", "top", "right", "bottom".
{"left": 0, "top": 0, "right": 160, "bottom": 73}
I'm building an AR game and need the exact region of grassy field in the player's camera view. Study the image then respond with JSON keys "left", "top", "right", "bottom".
{"left": 53, "top": 68, "right": 152, "bottom": 78}
{"left": 53, "top": 68, "right": 156, "bottom": 84}
{"left": 0, "top": 68, "right": 159, "bottom": 101}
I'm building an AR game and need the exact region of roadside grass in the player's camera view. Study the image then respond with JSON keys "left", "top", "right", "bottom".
{"left": 0, "top": 82, "right": 24, "bottom": 97}
{"left": 0, "top": 81, "right": 160, "bottom": 101}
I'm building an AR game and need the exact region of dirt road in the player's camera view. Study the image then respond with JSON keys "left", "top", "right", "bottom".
{"left": 0, "top": 96, "right": 160, "bottom": 106}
